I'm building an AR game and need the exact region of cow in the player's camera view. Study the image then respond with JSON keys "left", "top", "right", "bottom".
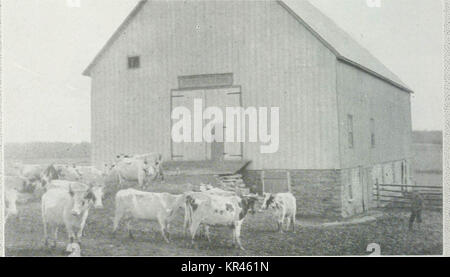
{"left": 5, "top": 175, "right": 29, "bottom": 192}
{"left": 40, "top": 164, "right": 82, "bottom": 188}
{"left": 40, "top": 164, "right": 61, "bottom": 188}
{"left": 41, "top": 185, "right": 96, "bottom": 247}
{"left": 112, "top": 189, "right": 184, "bottom": 242}
{"left": 260, "top": 192, "right": 297, "bottom": 233}
{"left": 111, "top": 157, "right": 157, "bottom": 189}
{"left": 21, "top": 164, "right": 46, "bottom": 185}
{"left": 115, "top": 153, "right": 164, "bottom": 181}
{"left": 56, "top": 164, "right": 82, "bottom": 181}
{"left": 5, "top": 188, "right": 19, "bottom": 220}
{"left": 185, "top": 192, "right": 258, "bottom": 250}
{"left": 77, "top": 166, "right": 105, "bottom": 187}
{"left": 46, "top": 180, "right": 104, "bottom": 209}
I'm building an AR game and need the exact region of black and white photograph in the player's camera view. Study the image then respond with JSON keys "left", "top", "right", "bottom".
{"left": 1, "top": 0, "right": 446, "bottom": 257}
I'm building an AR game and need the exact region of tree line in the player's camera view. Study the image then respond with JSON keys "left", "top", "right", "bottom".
{"left": 4, "top": 142, "right": 91, "bottom": 160}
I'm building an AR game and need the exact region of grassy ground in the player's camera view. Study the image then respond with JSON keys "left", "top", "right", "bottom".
{"left": 5, "top": 195, "right": 442, "bottom": 256}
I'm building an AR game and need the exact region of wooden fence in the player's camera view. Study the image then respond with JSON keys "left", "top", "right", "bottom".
{"left": 373, "top": 183, "right": 442, "bottom": 210}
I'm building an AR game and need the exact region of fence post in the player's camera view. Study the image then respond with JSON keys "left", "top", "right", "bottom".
{"left": 287, "top": 171, "right": 291, "bottom": 192}
{"left": 376, "top": 179, "right": 380, "bottom": 208}
{"left": 261, "top": 170, "right": 265, "bottom": 194}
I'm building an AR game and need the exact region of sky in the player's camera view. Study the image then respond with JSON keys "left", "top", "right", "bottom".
{"left": 2, "top": 0, "right": 444, "bottom": 143}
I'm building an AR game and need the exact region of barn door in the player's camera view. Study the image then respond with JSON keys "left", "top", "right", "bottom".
{"left": 222, "top": 87, "right": 243, "bottom": 160}
{"left": 171, "top": 89, "right": 207, "bottom": 160}
{"left": 204, "top": 86, "right": 242, "bottom": 160}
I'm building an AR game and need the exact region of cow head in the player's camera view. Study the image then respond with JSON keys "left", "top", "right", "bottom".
{"left": 260, "top": 193, "right": 275, "bottom": 211}
{"left": 69, "top": 185, "right": 96, "bottom": 216}
{"left": 90, "top": 184, "right": 105, "bottom": 209}
{"left": 40, "top": 164, "right": 60, "bottom": 188}
{"left": 238, "top": 195, "right": 259, "bottom": 220}
{"left": 142, "top": 158, "right": 157, "bottom": 177}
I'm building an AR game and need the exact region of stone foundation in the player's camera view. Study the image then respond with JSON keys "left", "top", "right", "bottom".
{"left": 242, "top": 169, "right": 343, "bottom": 218}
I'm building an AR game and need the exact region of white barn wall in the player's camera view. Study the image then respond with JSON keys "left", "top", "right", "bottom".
{"left": 90, "top": 0, "right": 340, "bottom": 170}
{"left": 336, "top": 61, "right": 412, "bottom": 169}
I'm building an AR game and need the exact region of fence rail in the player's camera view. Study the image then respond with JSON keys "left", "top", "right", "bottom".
{"left": 373, "top": 183, "right": 442, "bottom": 210}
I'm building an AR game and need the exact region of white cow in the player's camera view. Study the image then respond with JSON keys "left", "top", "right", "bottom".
{"left": 112, "top": 189, "right": 183, "bottom": 242}
{"left": 260, "top": 192, "right": 297, "bottom": 232}
{"left": 55, "top": 164, "right": 82, "bottom": 181}
{"left": 5, "top": 175, "right": 29, "bottom": 192}
{"left": 40, "top": 164, "right": 83, "bottom": 187}
{"left": 185, "top": 192, "right": 258, "bottom": 250}
{"left": 5, "top": 188, "right": 19, "bottom": 220}
{"left": 41, "top": 185, "right": 96, "bottom": 247}
{"left": 111, "top": 157, "right": 157, "bottom": 188}
{"left": 21, "top": 164, "right": 46, "bottom": 184}
{"left": 47, "top": 180, "right": 104, "bottom": 209}
{"left": 77, "top": 166, "right": 105, "bottom": 187}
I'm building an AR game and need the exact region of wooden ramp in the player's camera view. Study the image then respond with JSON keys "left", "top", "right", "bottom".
{"left": 162, "top": 160, "right": 251, "bottom": 176}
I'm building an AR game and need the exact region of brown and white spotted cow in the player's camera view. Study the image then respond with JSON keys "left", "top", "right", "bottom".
{"left": 260, "top": 192, "right": 297, "bottom": 233}
{"left": 185, "top": 192, "right": 258, "bottom": 250}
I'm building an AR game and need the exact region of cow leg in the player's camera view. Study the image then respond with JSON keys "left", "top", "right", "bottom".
{"left": 278, "top": 209, "right": 286, "bottom": 233}
{"left": 126, "top": 220, "right": 134, "bottom": 240}
{"left": 230, "top": 225, "right": 236, "bottom": 247}
{"left": 189, "top": 218, "right": 202, "bottom": 246}
{"left": 112, "top": 209, "right": 123, "bottom": 237}
{"left": 160, "top": 224, "right": 170, "bottom": 243}
{"left": 285, "top": 216, "right": 291, "bottom": 232}
{"left": 157, "top": 216, "right": 170, "bottom": 243}
{"left": 43, "top": 221, "right": 49, "bottom": 247}
{"left": 53, "top": 226, "right": 59, "bottom": 248}
{"left": 291, "top": 213, "right": 296, "bottom": 232}
{"left": 235, "top": 222, "right": 245, "bottom": 251}
{"left": 183, "top": 204, "right": 191, "bottom": 238}
{"left": 77, "top": 212, "right": 89, "bottom": 239}
{"left": 204, "top": 225, "right": 211, "bottom": 243}
{"left": 66, "top": 225, "right": 76, "bottom": 246}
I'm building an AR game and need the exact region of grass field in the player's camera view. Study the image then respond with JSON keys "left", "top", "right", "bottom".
{"left": 5, "top": 192, "right": 442, "bottom": 256}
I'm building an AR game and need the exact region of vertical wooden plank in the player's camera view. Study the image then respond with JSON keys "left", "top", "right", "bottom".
{"left": 287, "top": 170, "right": 291, "bottom": 192}
{"left": 375, "top": 179, "right": 380, "bottom": 208}
{"left": 261, "top": 170, "right": 265, "bottom": 194}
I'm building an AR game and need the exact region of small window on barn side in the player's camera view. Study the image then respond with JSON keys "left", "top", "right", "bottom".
{"left": 370, "top": 118, "right": 375, "bottom": 148}
{"left": 347, "top": 114, "right": 354, "bottom": 149}
{"left": 128, "top": 56, "right": 140, "bottom": 69}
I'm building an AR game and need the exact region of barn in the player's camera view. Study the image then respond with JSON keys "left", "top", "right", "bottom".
{"left": 83, "top": 0, "right": 413, "bottom": 218}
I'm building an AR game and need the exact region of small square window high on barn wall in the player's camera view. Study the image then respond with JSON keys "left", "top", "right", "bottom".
{"left": 127, "top": 56, "right": 140, "bottom": 69}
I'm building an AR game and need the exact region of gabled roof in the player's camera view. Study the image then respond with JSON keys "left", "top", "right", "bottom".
{"left": 83, "top": 0, "right": 148, "bottom": 76}
{"left": 82, "top": 0, "right": 412, "bottom": 93}
{"left": 279, "top": 1, "right": 412, "bottom": 93}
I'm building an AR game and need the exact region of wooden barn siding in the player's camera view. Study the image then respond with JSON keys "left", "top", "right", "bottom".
{"left": 90, "top": 1, "right": 339, "bottom": 169}
{"left": 336, "top": 61, "right": 413, "bottom": 169}
{"left": 336, "top": 61, "right": 412, "bottom": 216}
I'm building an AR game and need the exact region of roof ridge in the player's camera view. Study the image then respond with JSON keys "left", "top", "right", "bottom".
{"left": 278, "top": 0, "right": 412, "bottom": 93}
